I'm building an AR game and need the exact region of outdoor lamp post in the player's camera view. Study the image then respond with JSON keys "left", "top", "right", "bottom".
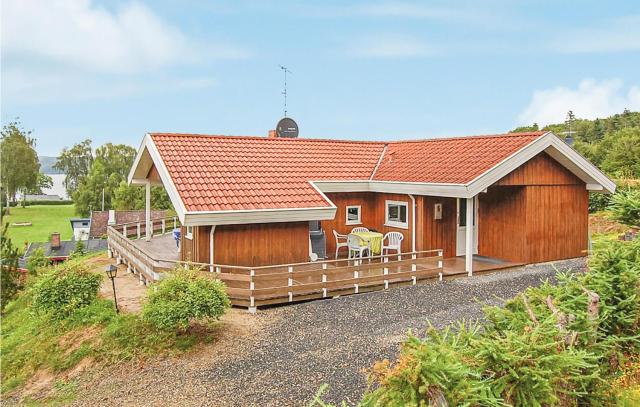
{"left": 105, "top": 264, "right": 119, "bottom": 313}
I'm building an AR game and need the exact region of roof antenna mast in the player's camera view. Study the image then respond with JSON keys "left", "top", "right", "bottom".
{"left": 279, "top": 65, "right": 292, "bottom": 117}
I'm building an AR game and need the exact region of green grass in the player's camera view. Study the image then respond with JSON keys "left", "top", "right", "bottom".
{"left": 1, "top": 205, "right": 76, "bottom": 250}
{"left": 1, "top": 257, "right": 217, "bottom": 402}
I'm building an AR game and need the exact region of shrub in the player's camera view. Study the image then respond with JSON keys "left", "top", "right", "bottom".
{"left": 70, "top": 240, "right": 86, "bottom": 259}
{"left": 352, "top": 239, "right": 640, "bottom": 406}
{"left": 26, "top": 247, "right": 49, "bottom": 275}
{"left": 31, "top": 260, "right": 103, "bottom": 319}
{"left": 1, "top": 223, "right": 22, "bottom": 310}
{"left": 142, "top": 265, "right": 230, "bottom": 332}
{"left": 609, "top": 188, "right": 640, "bottom": 227}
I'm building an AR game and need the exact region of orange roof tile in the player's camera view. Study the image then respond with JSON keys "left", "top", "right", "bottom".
{"left": 149, "top": 131, "right": 545, "bottom": 212}
{"left": 373, "top": 132, "right": 545, "bottom": 183}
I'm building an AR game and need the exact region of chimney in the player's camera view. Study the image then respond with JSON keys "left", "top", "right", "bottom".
{"left": 51, "top": 232, "right": 61, "bottom": 249}
{"left": 108, "top": 209, "right": 116, "bottom": 225}
{"left": 268, "top": 130, "right": 277, "bottom": 138}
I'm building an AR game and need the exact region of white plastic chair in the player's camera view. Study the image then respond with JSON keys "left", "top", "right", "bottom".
{"left": 351, "top": 227, "right": 369, "bottom": 233}
{"left": 333, "top": 230, "right": 349, "bottom": 259}
{"left": 382, "top": 232, "right": 404, "bottom": 256}
{"left": 347, "top": 234, "right": 370, "bottom": 259}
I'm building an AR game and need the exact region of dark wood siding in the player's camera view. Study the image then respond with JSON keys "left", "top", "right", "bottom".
{"left": 180, "top": 225, "right": 211, "bottom": 263}
{"left": 495, "top": 152, "right": 583, "bottom": 186}
{"left": 478, "top": 186, "right": 527, "bottom": 262}
{"left": 420, "top": 196, "right": 457, "bottom": 258}
{"left": 213, "top": 222, "right": 309, "bottom": 266}
{"left": 324, "top": 192, "right": 414, "bottom": 256}
{"left": 524, "top": 185, "right": 588, "bottom": 263}
{"left": 478, "top": 152, "right": 588, "bottom": 263}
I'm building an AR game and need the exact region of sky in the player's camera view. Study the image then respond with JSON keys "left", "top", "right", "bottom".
{"left": 2, "top": 0, "right": 640, "bottom": 156}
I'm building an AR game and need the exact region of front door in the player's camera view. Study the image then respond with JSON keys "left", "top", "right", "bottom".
{"left": 456, "top": 197, "right": 478, "bottom": 256}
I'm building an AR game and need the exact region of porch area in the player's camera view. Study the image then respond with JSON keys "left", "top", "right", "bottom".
{"left": 107, "top": 217, "right": 524, "bottom": 311}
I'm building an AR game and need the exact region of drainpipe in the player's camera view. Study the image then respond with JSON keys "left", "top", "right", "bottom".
{"left": 408, "top": 194, "right": 416, "bottom": 252}
{"left": 209, "top": 225, "right": 216, "bottom": 273}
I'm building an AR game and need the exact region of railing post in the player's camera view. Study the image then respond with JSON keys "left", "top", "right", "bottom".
{"left": 137, "top": 223, "right": 141, "bottom": 239}
{"left": 162, "top": 219, "right": 166, "bottom": 235}
{"left": 354, "top": 262, "right": 359, "bottom": 294}
{"left": 288, "top": 266, "right": 293, "bottom": 302}
{"left": 123, "top": 225, "right": 127, "bottom": 238}
{"left": 248, "top": 269, "right": 256, "bottom": 313}
{"left": 322, "top": 263, "right": 327, "bottom": 298}
{"left": 173, "top": 217, "right": 177, "bottom": 230}
{"left": 411, "top": 253, "right": 417, "bottom": 285}
{"left": 383, "top": 256, "right": 389, "bottom": 289}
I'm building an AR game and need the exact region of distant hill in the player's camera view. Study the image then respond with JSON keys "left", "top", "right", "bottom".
{"left": 39, "top": 156, "right": 64, "bottom": 174}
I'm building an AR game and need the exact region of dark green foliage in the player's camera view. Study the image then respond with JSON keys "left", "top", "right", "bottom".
{"left": 1, "top": 223, "right": 22, "bottom": 310}
{"left": 70, "top": 240, "right": 86, "bottom": 259}
{"left": 17, "top": 200, "right": 74, "bottom": 206}
{"left": 31, "top": 260, "right": 103, "bottom": 319}
{"left": 25, "top": 247, "right": 49, "bottom": 275}
{"left": 342, "top": 239, "right": 640, "bottom": 407}
{"left": 608, "top": 188, "right": 640, "bottom": 227}
{"left": 513, "top": 110, "right": 640, "bottom": 178}
{"left": 1, "top": 119, "right": 40, "bottom": 214}
{"left": 142, "top": 265, "right": 230, "bottom": 331}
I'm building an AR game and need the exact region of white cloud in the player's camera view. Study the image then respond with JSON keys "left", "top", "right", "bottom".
{"left": 552, "top": 15, "right": 640, "bottom": 54}
{"left": 2, "top": 0, "right": 246, "bottom": 74}
{"left": 1, "top": 0, "right": 244, "bottom": 103}
{"left": 518, "top": 79, "right": 640, "bottom": 126}
{"left": 348, "top": 35, "right": 437, "bottom": 58}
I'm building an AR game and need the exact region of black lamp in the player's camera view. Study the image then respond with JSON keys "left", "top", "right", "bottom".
{"left": 105, "top": 264, "right": 119, "bottom": 313}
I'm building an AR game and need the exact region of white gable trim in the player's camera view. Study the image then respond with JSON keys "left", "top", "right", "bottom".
{"left": 465, "top": 132, "right": 615, "bottom": 196}
{"left": 128, "top": 134, "right": 188, "bottom": 223}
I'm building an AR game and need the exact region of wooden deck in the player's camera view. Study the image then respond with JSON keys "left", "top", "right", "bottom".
{"left": 107, "top": 219, "right": 524, "bottom": 310}
{"left": 442, "top": 255, "right": 524, "bottom": 275}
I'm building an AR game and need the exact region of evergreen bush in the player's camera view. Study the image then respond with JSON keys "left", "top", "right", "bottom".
{"left": 31, "top": 260, "right": 102, "bottom": 319}
{"left": 608, "top": 188, "right": 640, "bottom": 227}
{"left": 142, "top": 265, "right": 230, "bottom": 332}
{"left": 311, "top": 239, "right": 640, "bottom": 406}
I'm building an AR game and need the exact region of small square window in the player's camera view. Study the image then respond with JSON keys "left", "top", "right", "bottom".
{"left": 346, "top": 205, "right": 361, "bottom": 225}
{"left": 385, "top": 200, "right": 409, "bottom": 229}
{"left": 185, "top": 225, "right": 194, "bottom": 240}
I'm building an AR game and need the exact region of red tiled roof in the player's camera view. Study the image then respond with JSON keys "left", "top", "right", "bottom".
{"left": 150, "top": 131, "right": 546, "bottom": 212}
{"left": 373, "top": 132, "right": 545, "bottom": 183}
{"left": 151, "top": 134, "right": 385, "bottom": 211}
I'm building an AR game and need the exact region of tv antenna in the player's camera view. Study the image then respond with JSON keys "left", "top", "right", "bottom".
{"left": 279, "top": 65, "right": 292, "bottom": 117}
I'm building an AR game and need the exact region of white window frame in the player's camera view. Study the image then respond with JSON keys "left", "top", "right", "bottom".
{"left": 185, "top": 225, "right": 194, "bottom": 240}
{"left": 385, "top": 200, "right": 409, "bottom": 229}
{"left": 345, "top": 205, "right": 362, "bottom": 225}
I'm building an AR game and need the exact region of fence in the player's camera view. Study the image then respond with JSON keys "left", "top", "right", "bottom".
{"left": 107, "top": 219, "right": 444, "bottom": 310}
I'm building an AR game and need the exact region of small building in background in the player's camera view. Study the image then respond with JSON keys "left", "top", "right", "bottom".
{"left": 70, "top": 218, "right": 91, "bottom": 241}
{"left": 21, "top": 232, "right": 108, "bottom": 266}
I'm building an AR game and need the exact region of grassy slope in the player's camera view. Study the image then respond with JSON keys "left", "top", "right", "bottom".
{"left": 1, "top": 205, "right": 76, "bottom": 250}
{"left": 1, "top": 255, "right": 214, "bottom": 404}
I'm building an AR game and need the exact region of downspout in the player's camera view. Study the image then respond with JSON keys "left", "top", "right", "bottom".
{"left": 408, "top": 194, "right": 416, "bottom": 253}
{"left": 209, "top": 225, "right": 216, "bottom": 273}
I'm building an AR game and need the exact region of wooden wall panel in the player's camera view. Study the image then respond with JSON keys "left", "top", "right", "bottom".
{"left": 213, "top": 222, "right": 309, "bottom": 266}
{"left": 496, "top": 152, "right": 583, "bottom": 186}
{"left": 324, "top": 192, "right": 414, "bottom": 257}
{"left": 180, "top": 226, "right": 211, "bottom": 263}
{"left": 420, "top": 196, "right": 457, "bottom": 258}
{"left": 525, "top": 185, "right": 588, "bottom": 263}
{"left": 478, "top": 186, "right": 527, "bottom": 262}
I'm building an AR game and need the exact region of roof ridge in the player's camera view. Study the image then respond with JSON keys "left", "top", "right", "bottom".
{"left": 150, "top": 131, "right": 546, "bottom": 145}
{"left": 386, "top": 131, "right": 546, "bottom": 145}
{"left": 150, "top": 133, "right": 387, "bottom": 145}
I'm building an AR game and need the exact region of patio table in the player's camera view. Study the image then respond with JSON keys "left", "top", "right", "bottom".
{"left": 351, "top": 231, "right": 384, "bottom": 255}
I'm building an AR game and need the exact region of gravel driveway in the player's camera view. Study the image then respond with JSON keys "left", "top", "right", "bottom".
{"left": 72, "top": 259, "right": 584, "bottom": 407}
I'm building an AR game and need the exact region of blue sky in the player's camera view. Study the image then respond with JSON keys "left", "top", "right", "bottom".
{"left": 2, "top": 0, "right": 639, "bottom": 156}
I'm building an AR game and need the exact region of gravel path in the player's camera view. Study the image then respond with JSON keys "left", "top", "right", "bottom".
{"left": 72, "top": 259, "right": 585, "bottom": 407}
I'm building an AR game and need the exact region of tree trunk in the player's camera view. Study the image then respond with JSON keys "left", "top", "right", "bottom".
{"left": 5, "top": 190, "right": 10, "bottom": 215}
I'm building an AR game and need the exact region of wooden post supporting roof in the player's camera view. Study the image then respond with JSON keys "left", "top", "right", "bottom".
{"left": 465, "top": 197, "right": 474, "bottom": 276}
{"left": 145, "top": 180, "right": 151, "bottom": 242}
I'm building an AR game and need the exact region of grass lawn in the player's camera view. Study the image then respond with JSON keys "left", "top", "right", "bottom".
{"left": 1, "top": 205, "right": 77, "bottom": 250}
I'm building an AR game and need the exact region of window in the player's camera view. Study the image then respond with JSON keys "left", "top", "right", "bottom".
{"left": 385, "top": 200, "right": 408, "bottom": 229}
{"left": 345, "top": 205, "right": 361, "bottom": 225}
{"left": 185, "top": 225, "right": 194, "bottom": 240}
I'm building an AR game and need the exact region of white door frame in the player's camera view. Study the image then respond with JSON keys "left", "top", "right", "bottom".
{"left": 456, "top": 197, "right": 478, "bottom": 256}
